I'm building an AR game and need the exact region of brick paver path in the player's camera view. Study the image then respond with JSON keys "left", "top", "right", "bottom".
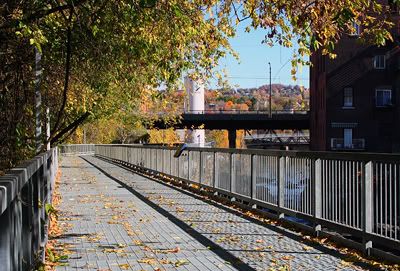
{"left": 55, "top": 156, "right": 377, "bottom": 271}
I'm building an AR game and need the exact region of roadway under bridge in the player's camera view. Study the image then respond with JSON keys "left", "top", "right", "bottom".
{"left": 152, "top": 110, "right": 310, "bottom": 148}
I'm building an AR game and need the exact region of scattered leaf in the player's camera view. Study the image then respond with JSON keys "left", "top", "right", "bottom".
{"left": 174, "top": 259, "right": 189, "bottom": 267}
{"left": 119, "top": 263, "right": 130, "bottom": 270}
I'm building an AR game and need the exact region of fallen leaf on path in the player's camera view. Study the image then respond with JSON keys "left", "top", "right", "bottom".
{"left": 302, "top": 245, "right": 312, "bottom": 251}
{"left": 133, "top": 240, "right": 144, "bottom": 246}
{"left": 119, "top": 263, "right": 130, "bottom": 270}
{"left": 138, "top": 258, "right": 157, "bottom": 264}
{"left": 155, "top": 247, "right": 180, "bottom": 254}
{"left": 174, "top": 259, "right": 189, "bottom": 267}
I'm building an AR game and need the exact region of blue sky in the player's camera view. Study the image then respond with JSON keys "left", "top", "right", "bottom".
{"left": 209, "top": 22, "right": 310, "bottom": 89}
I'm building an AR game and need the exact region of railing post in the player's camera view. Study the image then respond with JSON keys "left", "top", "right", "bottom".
{"left": 362, "top": 161, "right": 373, "bottom": 255}
{"left": 251, "top": 154, "right": 258, "bottom": 209}
{"left": 177, "top": 151, "right": 180, "bottom": 178}
{"left": 156, "top": 149, "right": 158, "bottom": 173}
{"left": 278, "top": 156, "right": 285, "bottom": 218}
{"left": 162, "top": 149, "right": 164, "bottom": 173}
{"left": 0, "top": 207, "right": 12, "bottom": 270}
{"left": 251, "top": 154, "right": 255, "bottom": 200}
{"left": 213, "top": 152, "right": 217, "bottom": 189}
{"left": 230, "top": 153, "right": 235, "bottom": 201}
{"left": 170, "top": 150, "right": 173, "bottom": 176}
{"left": 314, "top": 159, "right": 322, "bottom": 236}
{"left": 199, "top": 151, "right": 203, "bottom": 185}
{"left": 187, "top": 151, "right": 190, "bottom": 180}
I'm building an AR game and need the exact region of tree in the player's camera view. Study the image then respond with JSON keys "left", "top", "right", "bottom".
{"left": 237, "top": 103, "right": 249, "bottom": 111}
{"left": 1, "top": 0, "right": 398, "bottom": 170}
{"left": 0, "top": 0, "right": 235, "bottom": 169}
{"left": 224, "top": 100, "right": 234, "bottom": 110}
{"left": 207, "top": 130, "right": 229, "bottom": 148}
{"left": 148, "top": 128, "right": 180, "bottom": 145}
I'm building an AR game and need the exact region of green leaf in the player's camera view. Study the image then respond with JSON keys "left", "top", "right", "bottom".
{"left": 173, "top": 6, "right": 183, "bottom": 17}
{"left": 47, "top": 248, "right": 55, "bottom": 262}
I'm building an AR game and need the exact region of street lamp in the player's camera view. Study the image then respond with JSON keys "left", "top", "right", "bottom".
{"left": 268, "top": 61, "right": 272, "bottom": 117}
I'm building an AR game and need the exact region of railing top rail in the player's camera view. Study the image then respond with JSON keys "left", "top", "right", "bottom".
{"left": 59, "top": 143, "right": 95, "bottom": 146}
{"left": 182, "top": 109, "right": 309, "bottom": 114}
{"left": 94, "top": 144, "right": 400, "bottom": 162}
{"left": 0, "top": 148, "right": 56, "bottom": 216}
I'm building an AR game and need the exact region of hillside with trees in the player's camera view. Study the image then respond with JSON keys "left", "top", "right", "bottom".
{"left": 204, "top": 84, "right": 309, "bottom": 112}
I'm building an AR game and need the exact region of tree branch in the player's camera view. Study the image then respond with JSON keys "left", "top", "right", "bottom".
{"left": 0, "top": 0, "right": 87, "bottom": 30}
{"left": 50, "top": 111, "right": 91, "bottom": 145}
{"left": 231, "top": 3, "right": 252, "bottom": 23}
{"left": 52, "top": 13, "right": 73, "bottom": 133}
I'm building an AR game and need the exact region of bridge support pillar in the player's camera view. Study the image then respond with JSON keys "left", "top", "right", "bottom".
{"left": 228, "top": 129, "right": 236, "bottom": 149}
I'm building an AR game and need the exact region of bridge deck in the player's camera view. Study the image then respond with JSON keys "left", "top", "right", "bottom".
{"left": 55, "top": 156, "right": 374, "bottom": 271}
{"left": 152, "top": 112, "right": 310, "bottom": 130}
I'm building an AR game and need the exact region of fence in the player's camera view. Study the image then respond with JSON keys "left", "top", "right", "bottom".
{"left": 0, "top": 148, "right": 58, "bottom": 270}
{"left": 183, "top": 109, "right": 309, "bottom": 115}
{"left": 59, "top": 144, "right": 95, "bottom": 156}
{"left": 94, "top": 144, "right": 400, "bottom": 255}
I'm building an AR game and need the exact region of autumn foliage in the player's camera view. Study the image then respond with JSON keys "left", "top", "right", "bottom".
{"left": 1, "top": 0, "right": 398, "bottom": 169}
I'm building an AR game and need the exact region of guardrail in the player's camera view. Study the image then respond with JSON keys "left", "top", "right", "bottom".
{"left": 94, "top": 144, "right": 400, "bottom": 258}
{"left": 59, "top": 144, "right": 95, "bottom": 156}
{"left": 331, "top": 138, "right": 366, "bottom": 150}
{"left": 0, "top": 148, "right": 58, "bottom": 270}
{"left": 183, "top": 109, "right": 309, "bottom": 115}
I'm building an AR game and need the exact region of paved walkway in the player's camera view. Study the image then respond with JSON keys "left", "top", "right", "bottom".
{"left": 54, "top": 156, "right": 377, "bottom": 271}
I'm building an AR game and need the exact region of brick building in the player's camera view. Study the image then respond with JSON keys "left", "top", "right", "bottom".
{"left": 310, "top": 3, "right": 400, "bottom": 152}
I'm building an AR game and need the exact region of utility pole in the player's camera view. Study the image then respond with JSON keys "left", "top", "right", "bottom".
{"left": 35, "top": 48, "right": 43, "bottom": 153}
{"left": 268, "top": 61, "right": 272, "bottom": 117}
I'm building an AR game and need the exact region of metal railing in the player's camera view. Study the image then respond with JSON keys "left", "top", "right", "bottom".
{"left": 59, "top": 144, "right": 95, "bottom": 156}
{"left": 94, "top": 144, "right": 400, "bottom": 255}
{"left": 0, "top": 148, "right": 58, "bottom": 270}
{"left": 183, "top": 109, "right": 309, "bottom": 115}
{"left": 331, "top": 138, "right": 365, "bottom": 150}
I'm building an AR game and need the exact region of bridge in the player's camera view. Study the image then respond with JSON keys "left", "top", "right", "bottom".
{"left": 152, "top": 110, "right": 310, "bottom": 148}
{"left": 244, "top": 131, "right": 310, "bottom": 149}
{"left": 1, "top": 144, "right": 400, "bottom": 270}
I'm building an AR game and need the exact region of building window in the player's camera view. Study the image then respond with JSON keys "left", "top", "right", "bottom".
{"left": 352, "top": 22, "right": 361, "bottom": 36}
{"left": 374, "top": 55, "right": 386, "bottom": 69}
{"left": 343, "top": 128, "right": 353, "bottom": 148}
{"left": 349, "top": 22, "right": 361, "bottom": 36}
{"left": 376, "top": 89, "right": 392, "bottom": 107}
{"left": 343, "top": 87, "right": 353, "bottom": 107}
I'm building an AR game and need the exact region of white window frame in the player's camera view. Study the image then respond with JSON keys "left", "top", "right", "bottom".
{"left": 375, "top": 88, "right": 392, "bottom": 107}
{"left": 374, "top": 55, "right": 386, "bottom": 69}
{"left": 343, "top": 87, "right": 353, "bottom": 108}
